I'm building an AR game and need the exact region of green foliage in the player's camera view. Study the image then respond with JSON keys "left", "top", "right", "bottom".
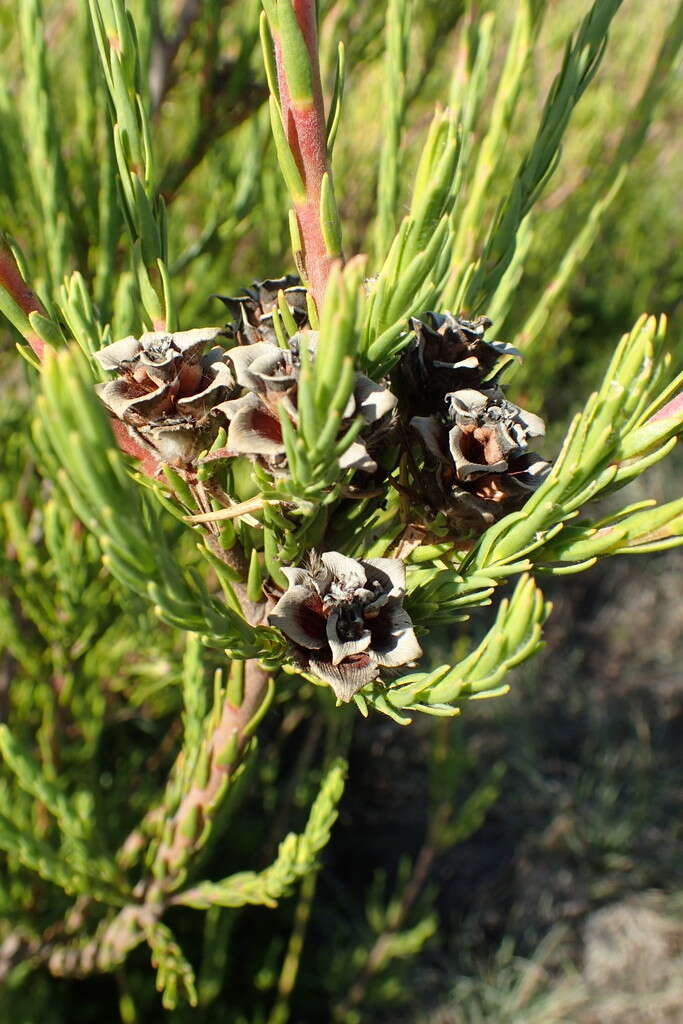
{"left": 368, "top": 575, "right": 549, "bottom": 723}
{"left": 361, "top": 106, "right": 461, "bottom": 375}
{"left": 455, "top": 0, "right": 624, "bottom": 313}
{"left": 147, "top": 920, "right": 198, "bottom": 1010}
{"left": 175, "top": 757, "right": 346, "bottom": 910}
{"left": 19, "top": 0, "right": 75, "bottom": 289}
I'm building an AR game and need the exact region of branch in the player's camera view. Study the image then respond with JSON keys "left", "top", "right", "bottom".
{"left": 269, "top": 0, "right": 342, "bottom": 311}
{"left": 0, "top": 239, "right": 50, "bottom": 359}
{"left": 148, "top": 660, "right": 272, "bottom": 891}
{"left": 0, "top": 904, "right": 152, "bottom": 981}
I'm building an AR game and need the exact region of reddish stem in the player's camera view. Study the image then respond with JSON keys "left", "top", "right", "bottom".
{"left": 0, "top": 241, "right": 157, "bottom": 471}
{"left": 0, "top": 242, "right": 49, "bottom": 360}
{"left": 152, "top": 660, "right": 270, "bottom": 887}
{"left": 649, "top": 391, "right": 683, "bottom": 423}
{"left": 274, "top": 0, "right": 338, "bottom": 311}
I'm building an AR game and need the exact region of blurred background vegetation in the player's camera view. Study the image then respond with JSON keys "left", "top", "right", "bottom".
{"left": 0, "top": 0, "right": 681, "bottom": 1020}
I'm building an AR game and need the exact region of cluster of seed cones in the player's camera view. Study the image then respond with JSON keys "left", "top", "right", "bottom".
{"left": 394, "top": 312, "right": 551, "bottom": 533}
{"left": 94, "top": 276, "right": 394, "bottom": 479}
{"left": 93, "top": 277, "right": 550, "bottom": 700}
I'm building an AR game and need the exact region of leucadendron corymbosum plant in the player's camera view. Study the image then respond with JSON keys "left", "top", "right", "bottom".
{"left": 0, "top": 0, "right": 682, "bottom": 1014}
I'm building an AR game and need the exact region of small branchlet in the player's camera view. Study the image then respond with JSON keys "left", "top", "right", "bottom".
{"left": 88, "top": 0, "right": 173, "bottom": 329}
{"left": 261, "top": 0, "right": 343, "bottom": 312}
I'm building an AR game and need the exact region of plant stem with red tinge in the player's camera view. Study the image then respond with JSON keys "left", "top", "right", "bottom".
{"left": 150, "top": 661, "right": 272, "bottom": 893}
{"left": 0, "top": 239, "right": 163, "bottom": 473}
{"left": 271, "top": 0, "right": 342, "bottom": 312}
{"left": 0, "top": 241, "right": 50, "bottom": 360}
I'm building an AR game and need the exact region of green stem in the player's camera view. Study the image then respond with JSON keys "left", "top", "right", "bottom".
{"left": 267, "top": 869, "right": 319, "bottom": 1024}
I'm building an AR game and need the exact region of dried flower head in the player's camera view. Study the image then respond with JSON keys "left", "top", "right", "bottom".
{"left": 94, "top": 328, "right": 235, "bottom": 468}
{"left": 394, "top": 312, "right": 520, "bottom": 416}
{"left": 444, "top": 387, "right": 546, "bottom": 478}
{"left": 269, "top": 552, "right": 422, "bottom": 701}
{"left": 216, "top": 333, "right": 397, "bottom": 477}
{"left": 216, "top": 275, "right": 309, "bottom": 346}
{"left": 412, "top": 385, "right": 550, "bottom": 530}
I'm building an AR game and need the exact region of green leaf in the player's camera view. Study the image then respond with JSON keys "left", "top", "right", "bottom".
{"left": 275, "top": 0, "right": 314, "bottom": 108}
{"left": 320, "top": 172, "right": 343, "bottom": 257}
{"left": 268, "top": 96, "right": 306, "bottom": 203}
